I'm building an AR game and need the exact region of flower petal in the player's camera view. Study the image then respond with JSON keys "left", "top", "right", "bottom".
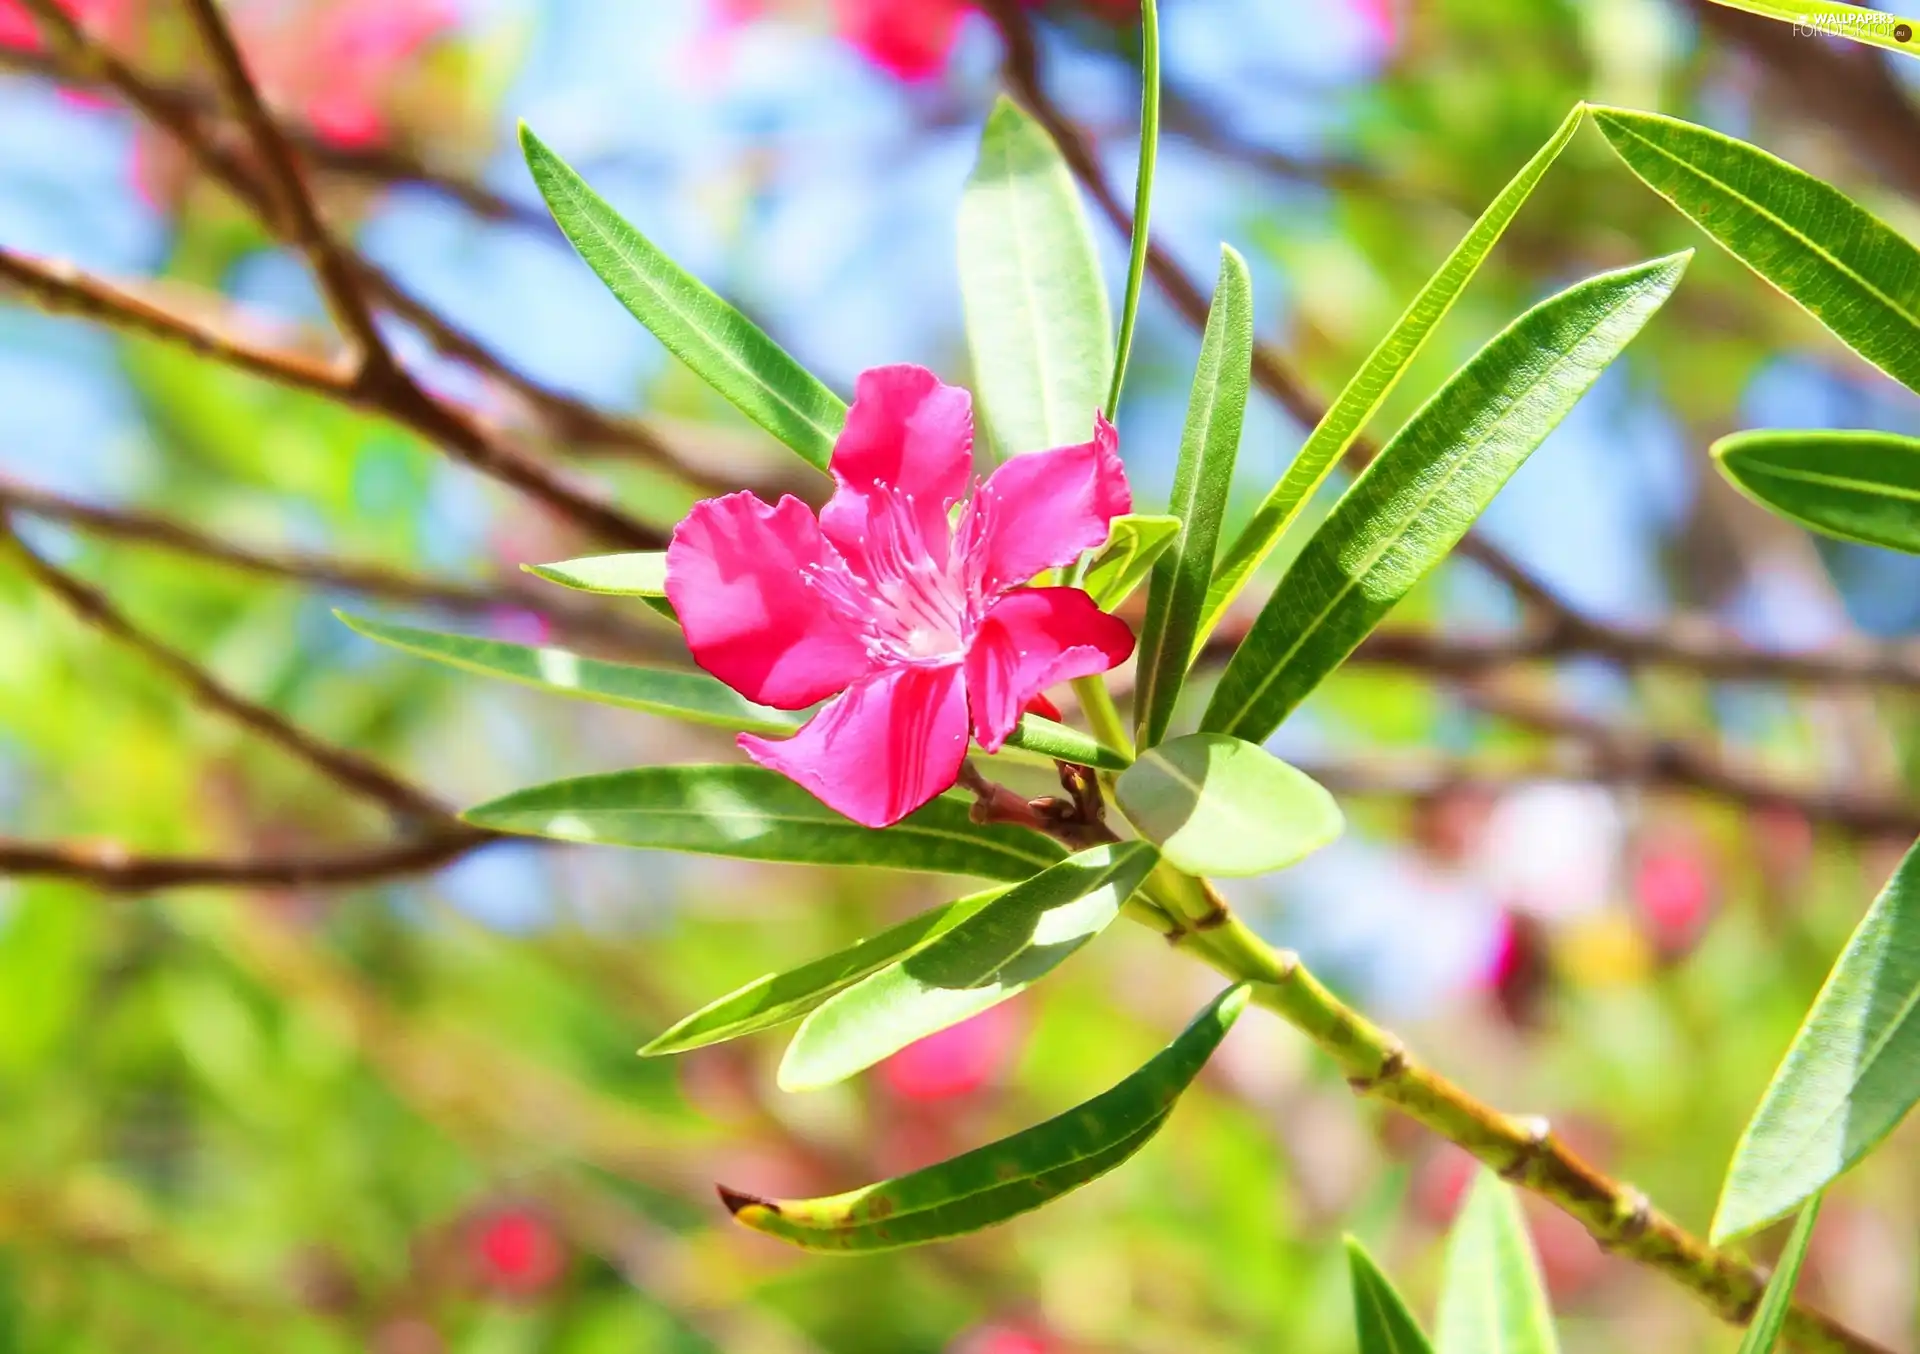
{"left": 665, "top": 491, "right": 872, "bottom": 710}
{"left": 965, "top": 588, "right": 1135, "bottom": 752}
{"left": 820, "top": 365, "right": 974, "bottom": 575}
{"left": 739, "top": 662, "right": 970, "bottom": 828}
{"left": 960, "top": 412, "right": 1130, "bottom": 597}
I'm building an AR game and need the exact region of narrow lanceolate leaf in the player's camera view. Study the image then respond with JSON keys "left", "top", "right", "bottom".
{"left": 1115, "top": 733, "right": 1341, "bottom": 878}
{"left": 465, "top": 765, "right": 1064, "bottom": 882}
{"left": 1200, "top": 104, "right": 1585, "bottom": 645}
{"left": 1348, "top": 1237, "right": 1437, "bottom": 1354}
{"left": 1714, "top": 838, "right": 1920, "bottom": 1242}
{"left": 778, "top": 842, "right": 1160, "bottom": 1090}
{"left": 641, "top": 887, "right": 1005, "bottom": 1056}
{"left": 1436, "top": 1173, "right": 1559, "bottom": 1354}
{"left": 338, "top": 612, "right": 798, "bottom": 734}
{"left": 1201, "top": 253, "right": 1689, "bottom": 744}
{"left": 1713, "top": 430, "right": 1920, "bottom": 555}
{"left": 959, "top": 97, "right": 1113, "bottom": 457}
{"left": 522, "top": 125, "right": 847, "bottom": 468}
{"left": 724, "top": 984, "right": 1249, "bottom": 1251}
{"left": 1001, "top": 714, "right": 1131, "bottom": 771}
{"left": 1736, "top": 1197, "right": 1823, "bottom": 1354}
{"left": 1593, "top": 107, "right": 1920, "bottom": 397}
{"left": 1081, "top": 514, "right": 1180, "bottom": 611}
{"left": 1106, "top": 0, "right": 1160, "bottom": 417}
{"left": 1133, "top": 246, "right": 1254, "bottom": 749}
{"left": 525, "top": 551, "right": 676, "bottom": 619}
{"left": 1700, "top": 1, "right": 1920, "bottom": 60}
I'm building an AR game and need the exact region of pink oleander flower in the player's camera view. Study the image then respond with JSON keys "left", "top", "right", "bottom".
{"left": 666, "top": 364, "right": 1134, "bottom": 829}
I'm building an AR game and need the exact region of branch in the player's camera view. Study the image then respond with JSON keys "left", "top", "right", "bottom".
{"left": 0, "top": 518, "right": 451, "bottom": 824}
{"left": 0, "top": 241, "right": 665, "bottom": 548}
{"left": 1189, "top": 609, "right": 1920, "bottom": 693}
{"left": 0, "top": 826, "right": 490, "bottom": 889}
{"left": 175, "top": 0, "right": 388, "bottom": 368}
{"left": 0, "top": 475, "right": 671, "bottom": 653}
{"left": 1465, "top": 681, "right": 1920, "bottom": 839}
{"left": 6, "top": 10, "right": 674, "bottom": 548}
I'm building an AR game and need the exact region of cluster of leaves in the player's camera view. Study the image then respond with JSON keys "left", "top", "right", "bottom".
{"left": 341, "top": 0, "right": 1920, "bottom": 1337}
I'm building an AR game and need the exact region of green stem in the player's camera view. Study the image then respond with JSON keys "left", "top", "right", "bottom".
{"left": 1072, "top": 674, "right": 1135, "bottom": 759}
{"left": 1133, "top": 890, "right": 1881, "bottom": 1354}
{"left": 1104, "top": 0, "right": 1159, "bottom": 420}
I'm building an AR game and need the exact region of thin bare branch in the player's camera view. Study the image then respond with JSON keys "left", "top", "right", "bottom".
{"left": 0, "top": 475, "right": 674, "bottom": 653}
{"left": 175, "top": 0, "right": 388, "bottom": 367}
{"left": 0, "top": 517, "right": 452, "bottom": 824}
{"left": 0, "top": 826, "right": 490, "bottom": 890}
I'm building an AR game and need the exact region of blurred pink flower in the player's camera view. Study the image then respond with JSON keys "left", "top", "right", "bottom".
{"left": 245, "top": 0, "right": 459, "bottom": 151}
{"left": 470, "top": 1208, "right": 566, "bottom": 1298}
{"left": 0, "top": 0, "right": 124, "bottom": 52}
{"left": 1349, "top": 0, "right": 1398, "bottom": 50}
{"left": 881, "top": 1001, "right": 1023, "bottom": 1101}
{"left": 1632, "top": 841, "right": 1716, "bottom": 957}
{"left": 834, "top": 0, "right": 970, "bottom": 80}
{"left": 954, "top": 1324, "right": 1055, "bottom": 1354}
{"left": 666, "top": 363, "right": 1133, "bottom": 828}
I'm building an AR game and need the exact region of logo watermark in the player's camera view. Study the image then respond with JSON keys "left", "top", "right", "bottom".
{"left": 1791, "top": 9, "right": 1914, "bottom": 41}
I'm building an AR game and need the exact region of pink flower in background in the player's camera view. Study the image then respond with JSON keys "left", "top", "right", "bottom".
{"left": 470, "top": 1208, "right": 566, "bottom": 1297}
{"left": 1633, "top": 840, "right": 1717, "bottom": 958}
{"left": 0, "top": 0, "right": 122, "bottom": 52}
{"left": 834, "top": 0, "right": 969, "bottom": 80}
{"left": 245, "top": 0, "right": 459, "bottom": 151}
{"left": 667, "top": 364, "right": 1133, "bottom": 828}
{"left": 882, "top": 1001, "right": 1023, "bottom": 1100}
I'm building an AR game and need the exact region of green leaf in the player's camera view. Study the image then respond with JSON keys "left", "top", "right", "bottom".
{"left": 338, "top": 612, "right": 798, "bottom": 733}
{"left": 1133, "top": 246, "right": 1254, "bottom": 749}
{"left": 1114, "top": 732, "right": 1341, "bottom": 878}
{"left": 1001, "top": 714, "right": 1131, "bottom": 771}
{"left": 465, "top": 765, "right": 1065, "bottom": 882}
{"left": 1082, "top": 514, "right": 1180, "bottom": 611}
{"left": 1698, "top": 1, "right": 1920, "bottom": 60}
{"left": 524, "top": 551, "right": 676, "bottom": 619}
{"left": 1348, "top": 1237, "right": 1437, "bottom": 1354}
{"left": 1714, "top": 837, "right": 1920, "bottom": 1242}
{"left": 522, "top": 124, "right": 847, "bottom": 469}
{"left": 724, "top": 983, "right": 1249, "bottom": 1251}
{"left": 1201, "top": 104, "right": 1585, "bottom": 644}
{"left": 1106, "top": 0, "right": 1159, "bottom": 417}
{"left": 778, "top": 841, "right": 1160, "bottom": 1090}
{"left": 1436, "top": 1172, "right": 1559, "bottom": 1354}
{"left": 1736, "top": 1197, "right": 1823, "bottom": 1354}
{"left": 959, "top": 97, "right": 1113, "bottom": 457}
{"left": 1200, "top": 253, "right": 1689, "bottom": 744}
{"left": 640, "top": 887, "right": 1006, "bottom": 1056}
{"left": 1713, "top": 430, "right": 1920, "bottom": 555}
{"left": 1593, "top": 106, "right": 1920, "bottom": 397}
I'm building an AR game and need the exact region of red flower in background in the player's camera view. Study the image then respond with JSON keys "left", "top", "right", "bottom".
{"left": 471, "top": 1208, "right": 566, "bottom": 1298}
{"left": 666, "top": 363, "right": 1133, "bottom": 828}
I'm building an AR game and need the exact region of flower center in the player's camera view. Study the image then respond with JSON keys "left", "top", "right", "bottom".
{"left": 806, "top": 483, "right": 977, "bottom": 666}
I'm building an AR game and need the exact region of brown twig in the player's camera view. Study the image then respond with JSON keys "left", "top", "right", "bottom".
{"left": 9, "top": 3, "right": 669, "bottom": 547}
{"left": 0, "top": 475, "right": 672, "bottom": 652}
{"left": 176, "top": 0, "right": 387, "bottom": 368}
{"left": 1, "top": 518, "right": 451, "bottom": 824}
{"left": 1187, "top": 609, "right": 1920, "bottom": 693}
{"left": 0, "top": 827, "right": 491, "bottom": 889}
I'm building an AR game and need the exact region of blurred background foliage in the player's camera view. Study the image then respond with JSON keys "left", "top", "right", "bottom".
{"left": 1, "top": 0, "right": 1919, "bottom": 1350}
